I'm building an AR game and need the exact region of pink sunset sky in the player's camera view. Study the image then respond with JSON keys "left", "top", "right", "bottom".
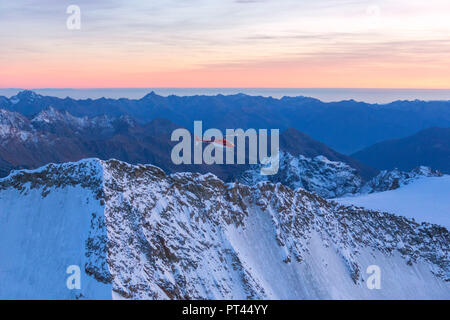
{"left": 1, "top": 0, "right": 449, "bottom": 89}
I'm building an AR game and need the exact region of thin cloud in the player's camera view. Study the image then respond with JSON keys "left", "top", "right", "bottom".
{"left": 0, "top": 0, "right": 449, "bottom": 88}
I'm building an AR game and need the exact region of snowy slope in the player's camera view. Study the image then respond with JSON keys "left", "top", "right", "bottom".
{"left": 336, "top": 175, "right": 450, "bottom": 229}
{"left": 0, "top": 159, "right": 448, "bottom": 299}
{"left": 0, "top": 160, "right": 111, "bottom": 299}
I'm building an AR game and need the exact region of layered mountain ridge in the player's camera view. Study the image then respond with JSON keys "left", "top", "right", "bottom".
{"left": 2, "top": 106, "right": 444, "bottom": 201}
{"left": 0, "top": 107, "right": 376, "bottom": 182}
{"left": 2, "top": 90, "right": 450, "bottom": 154}
{"left": 0, "top": 159, "right": 448, "bottom": 299}
{"left": 237, "top": 151, "right": 442, "bottom": 198}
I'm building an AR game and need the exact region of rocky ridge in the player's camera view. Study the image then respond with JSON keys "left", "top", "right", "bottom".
{"left": 0, "top": 159, "right": 448, "bottom": 299}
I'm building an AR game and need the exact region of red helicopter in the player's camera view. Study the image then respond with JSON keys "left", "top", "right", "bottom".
{"left": 195, "top": 134, "right": 238, "bottom": 149}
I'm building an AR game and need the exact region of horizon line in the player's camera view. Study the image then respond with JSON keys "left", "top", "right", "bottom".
{"left": 2, "top": 87, "right": 450, "bottom": 91}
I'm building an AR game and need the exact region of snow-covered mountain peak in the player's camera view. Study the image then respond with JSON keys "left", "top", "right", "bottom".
{"left": 30, "top": 108, "right": 136, "bottom": 133}
{"left": 117, "top": 114, "right": 137, "bottom": 127}
{"left": 0, "top": 109, "right": 29, "bottom": 126}
{"left": 0, "top": 109, "right": 34, "bottom": 142}
{"left": 11, "top": 90, "right": 42, "bottom": 103}
{"left": 31, "top": 106, "right": 90, "bottom": 127}
{"left": 410, "top": 166, "right": 442, "bottom": 177}
{"left": 238, "top": 151, "right": 364, "bottom": 198}
{"left": 238, "top": 151, "right": 446, "bottom": 199}
{"left": 0, "top": 158, "right": 104, "bottom": 193}
{"left": 32, "top": 106, "right": 64, "bottom": 122}
{"left": 0, "top": 159, "right": 448, "bottom": 299}
{"left": 361, "top": 166, "right": 443, "bottom": 193}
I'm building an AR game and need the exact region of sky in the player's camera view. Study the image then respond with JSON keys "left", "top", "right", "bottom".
{"left": 0, "top": 0, "right": 449, "bottom": 89}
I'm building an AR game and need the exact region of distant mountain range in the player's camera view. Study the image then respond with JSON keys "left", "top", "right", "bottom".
{"left": 2, "top": 90, "right": 450, "bottom": 154}
{"left": 352, "top": 127, "right": 450, "bottom": 173}
{"left": 0, "top": 107, "right": 376, "bottom": 182}
{"left": 0, "top": 107, "right": 209, "bottom": 179}
{"left": 2, "top": 90, "right": 449, "bottom": 184}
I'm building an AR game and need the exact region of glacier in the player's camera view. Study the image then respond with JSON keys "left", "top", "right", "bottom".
{"left": 336, "top": 175, "right": 450, "bottom": 229}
